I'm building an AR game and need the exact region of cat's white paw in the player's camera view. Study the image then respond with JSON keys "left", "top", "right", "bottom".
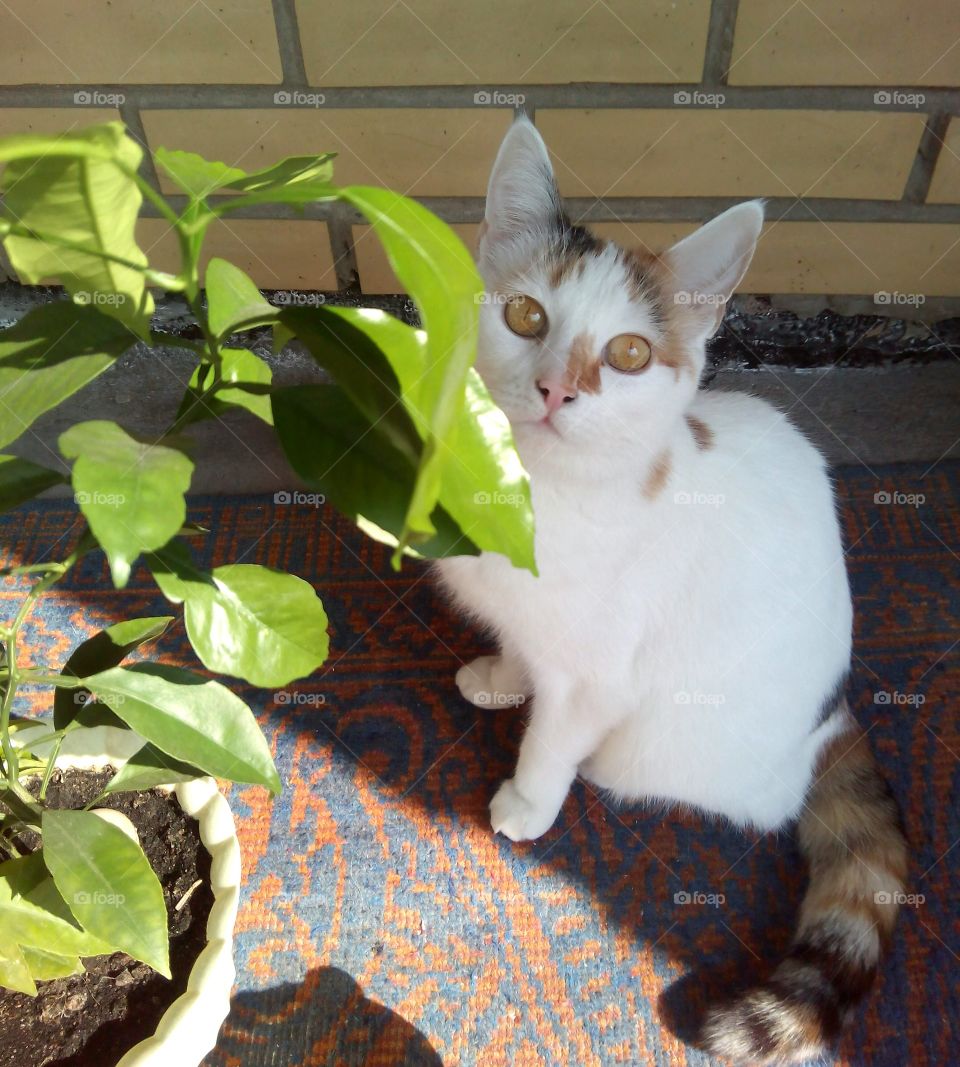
{"left": 456, "top": 656, "right": 525, "bottom": 709}
{"left": 489, "top": 779, "right": 558, "bottom": 841}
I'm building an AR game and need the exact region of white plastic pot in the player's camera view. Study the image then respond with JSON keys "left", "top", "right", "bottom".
{"left": 15, "top": 724, "right": 240, "bottom": 1067}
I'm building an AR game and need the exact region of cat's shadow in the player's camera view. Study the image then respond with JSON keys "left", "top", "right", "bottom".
{"left": 205, "top": 966, "right": 443, "bottom": 1067}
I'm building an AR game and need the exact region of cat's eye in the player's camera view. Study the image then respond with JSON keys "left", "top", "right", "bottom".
{"left": 605, "top": 334, "right": 652, "bottom": 373}
{"left": 504, "top": 294, "right": 548, "bottom": 338}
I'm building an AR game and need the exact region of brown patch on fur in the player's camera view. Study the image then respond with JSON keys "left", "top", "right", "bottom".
{"left": 566, "top": 332, "right": 602, "bottom": 395}
{"left": 685, "top": 413, "right": 714, "bottom": 451}
{"left": 641, "top": 449, "right": 671, "bottom": 500}
{"left": 621, "top": 247, "right": 661, "bottom": 305}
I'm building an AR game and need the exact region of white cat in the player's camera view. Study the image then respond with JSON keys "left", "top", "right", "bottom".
{"left": 435, "top": 117, "right": 907, "bottom": 1063}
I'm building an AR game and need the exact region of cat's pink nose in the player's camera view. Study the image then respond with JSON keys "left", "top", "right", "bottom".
{"left": 537, "top": 379, "right": 577, "bottom": 415}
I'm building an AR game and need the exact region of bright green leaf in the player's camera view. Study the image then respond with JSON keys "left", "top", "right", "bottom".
{"left": 103, "top": 742, "right": 203, "bottom": 794}
{"left": 149, "top": 542, "right": 328, "bottom": 687}
{"left": 59, "top": 420, "right": 194, "bottom": 587}
{"left": 81, "top": 663, "right": 281, "bottom": 793}
{"left": 205, "top": 259, "right": 277, "bottom": 339}
{"left": 0, "top": 455, "right": 64, "bottom": 513}
{"left": 0, "top": 940, "right": 35, "bottom": 995}
{"left": 0, "top": 853, "right": 113, "bottom": 958}
{"left": 153, "top": 148, "right": 245, "bottom": 199}
{"left": 21, "top": 946, "right": 83, "bottom": 982}
{"left": 176, "top": 348, "right": 273, "bottom": 429}
{"left": 0, "top": 302, "right": 133, "bottom": 449}
{"left": 337, "top": 186, "right": 483, "bottom": 559}
{"left": 224, "top": 153, "right": 335, "bottom": 193}
{"left": 1, "top": 122, "right": 154, "bottom": 336}
{"left": 42, "top": 809, "right": 170, "bottom": 977}
{"left": 53, "top": 616, "right": 174, "bottom": 730}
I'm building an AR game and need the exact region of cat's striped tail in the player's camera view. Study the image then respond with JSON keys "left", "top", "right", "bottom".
{"left": 699, "top": 710, "right": 908, "bottom": 1063}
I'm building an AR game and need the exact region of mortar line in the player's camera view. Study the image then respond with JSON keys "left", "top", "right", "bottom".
{"left": 270, "top": 0, "right": 308, "bottom": 87}
{"left": 903, "top": 111, "right": 952, "bottom": 204}
{"left": 702, "top": 0, "right": 740, "bottom": 86}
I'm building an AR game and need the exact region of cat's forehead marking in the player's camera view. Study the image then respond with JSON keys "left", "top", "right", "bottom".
{"left": 546, "top": 225, "right": 607, "bottom": 288}
{"left": 567, "top": 332, "right": 602, "bottom": 395}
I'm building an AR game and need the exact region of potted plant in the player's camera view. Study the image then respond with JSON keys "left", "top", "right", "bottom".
{"left": 0, "top": 122, "right": 535, "bottom": 1064}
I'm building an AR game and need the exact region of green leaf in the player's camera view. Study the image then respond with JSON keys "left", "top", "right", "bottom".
{"left": 0, "top": 455, "right": 64, "bottom": 512}
{"left": 54, "top": 616, "right": 174, "bottom": 730}
{"left": 205, "top": 259, "right": 277, "bottom": 340}
{"left": 1, "top": 122, "right": 154, "bottom": 336}
{"left": 103, "top": 742, "right": 203, "bottom": 794}
{"left": 272, "top": 383, "right": 477, "bottom": 559}
{"left": 224, "top": 153, "right": 335, "bottom": 193}
{"left": 42, "top": 810, "right": 170, "bottom": 977}
{"left": 0, "top": 302, "right": 133, "bottom": 450}
{"left": 337, "top": 186, "right": 483, "bottom": 561}
{"left": 59, "top": 421, "right": 194, "bottom": 587}
{"left": 0, "top": 853, "right": 113, "bottom": 958}
{"left": 153, "top": 147, "right": 245, "bottom": 199}
{"left": 21, "top": 946, "right": 83, "bottom": 982}
{"left": 176, "top": 348, "right": 274, "bottom": 428}
{"left": 0, "top": 940, "right": 35, "bottom": 995}
{"left": 277, "top": 305, "right": 422, "bottom": 464}
{"left": 149, "top": 542, "right": 329, "bottom": 687}
{"left": 81, "top": 663, "right": 281, "bottom": 792}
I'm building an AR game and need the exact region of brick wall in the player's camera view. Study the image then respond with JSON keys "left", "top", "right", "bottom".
{"left": 1, "top": 0, "right": 959, "bottom": 300}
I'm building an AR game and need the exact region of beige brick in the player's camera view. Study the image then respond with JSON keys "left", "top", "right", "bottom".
{"left": 589, "top": 220, "right": 960, "bottom": 296}
{"left": 0, "top": 1, "right": 280, "bottom": 84}
{"left": 927, "top": 119, "right": 960, "bottom": 203}
{"left": 138, "top": 218, "right": 336, "bottom": 290}
{"left": 299, "top": 0, "right": 709, "bottom": 86}
{"left": 536, "top": 110, "right": 923, "bottom": 200}
{"left": 0, "top": 108, "right": 119, "bottom": 138}
{"left": 143, "top": 109, "right": 512, "bottom": 197}
{"left": 730, "top": 0, "right": 960, "bottom": 85}
{"left": 360, "top": 218, "right": 960, "bottom": 297}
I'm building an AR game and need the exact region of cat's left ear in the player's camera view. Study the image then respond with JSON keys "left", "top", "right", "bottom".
{"left": 479, "top": 116, "right": 564, "bottom": 265}
{"left": 664, "top": 201, "right": 764, "bottom": 335}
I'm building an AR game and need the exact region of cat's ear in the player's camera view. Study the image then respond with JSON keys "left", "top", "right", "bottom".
{"left": 479, "top": 116, "right": 563, "bottom": 262}
{"left": 664, "top": 201, "right": 764, "bottom": 334}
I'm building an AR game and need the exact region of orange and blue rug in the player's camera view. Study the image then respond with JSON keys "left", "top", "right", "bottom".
{"left": 2, "top": 461, "right": 957, "bottom": 1067}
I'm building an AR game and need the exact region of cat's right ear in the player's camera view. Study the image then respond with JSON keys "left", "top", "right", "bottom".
{"left": 479, "top": 116, "right": 564, "bottom": 263}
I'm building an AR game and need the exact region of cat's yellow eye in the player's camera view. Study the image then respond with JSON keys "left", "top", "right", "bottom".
{"left": 605, "top": 333, "right": 652, "bottom": 373}
{"left": 504, "top": 294, "right": 548, "bottom": 338}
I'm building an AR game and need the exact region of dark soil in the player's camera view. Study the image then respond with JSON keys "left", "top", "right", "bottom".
{"left": 0, "top": 768, "right": 215, "bottom": 1066}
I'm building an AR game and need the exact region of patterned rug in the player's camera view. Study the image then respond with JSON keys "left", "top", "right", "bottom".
{"left": 2, "top": 462, "right": 957, "bottom": 1067}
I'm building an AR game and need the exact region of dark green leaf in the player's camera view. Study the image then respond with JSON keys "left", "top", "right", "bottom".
{"left": 53, "top": 616, "right": 173, "bottom": 730}
{"left": 42, "top": 810, "right": 170, "bottom": 976}
{"left": 103, "top": 742, "right": 203, "bottom": 794}
{"left": 0, "top": 302, "right": 133, "bottom": 449}
{"left": 0, "top": 455, "right": 64, "bottom": 512}
{"left": 272, "top": 384, "right": 477, "bottom": 558}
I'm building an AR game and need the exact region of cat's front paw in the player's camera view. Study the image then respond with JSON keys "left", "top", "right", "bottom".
{"left": 490, "top": 779, "right": 558, "bottom": 842}
{"left": 456, "top": 656, "right": 525, "bottom": 709}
